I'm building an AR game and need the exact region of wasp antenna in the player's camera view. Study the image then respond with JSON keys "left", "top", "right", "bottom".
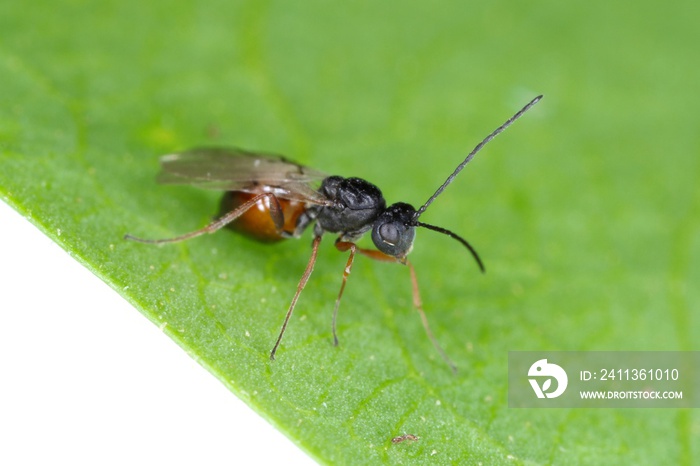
{"left": 417, "top": 222, "right": 485, "bottom": 273}
{"left": 415, "top": 95, "right": 543, "bottom": 219}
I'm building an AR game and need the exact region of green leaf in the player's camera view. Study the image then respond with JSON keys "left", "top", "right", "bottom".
{"left": 2, "top": 0, "right": 698, "bottom": 464}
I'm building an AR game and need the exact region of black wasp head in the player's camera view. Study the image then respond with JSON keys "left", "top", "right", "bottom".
{"left": 371, "top": 202, "right": 417, "bottom": 260}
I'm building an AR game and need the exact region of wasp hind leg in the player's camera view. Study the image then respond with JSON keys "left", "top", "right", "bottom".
{"left": 124, "top": 192, "right": 285, "bottom": 244}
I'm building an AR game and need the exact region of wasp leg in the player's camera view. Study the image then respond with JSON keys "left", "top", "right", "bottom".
{"left": 335, "top": 241, "right": 399, "bottom": 262}
{"left": 270, "top": 234, "right": 323, "bottom": 360}
{"left": 407, "top": 261, "right": 457, "bottom": 374}
{"left": 334, "top": 241, "right": 457, "bottom": 373}
{"left": 124, "top": 192, "right": 284, "bottom": 244}
{"left": 330, "top": 240, "right": 358, "bottom": 346}
{"left": 331, "top": 241, "right": 399, "bottom": 347}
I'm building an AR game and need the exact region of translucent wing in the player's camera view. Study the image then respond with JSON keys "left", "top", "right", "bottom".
{"left": 157, "top": 147, "right": 331, "bottom": 204}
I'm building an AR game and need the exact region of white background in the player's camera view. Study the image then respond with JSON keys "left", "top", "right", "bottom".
{"left": 0, "top": 200, "right": 314, "bottom": 466}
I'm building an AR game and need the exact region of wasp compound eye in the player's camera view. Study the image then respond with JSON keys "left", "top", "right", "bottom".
{"left": 377, "top": 223, "right": 400, "bottom": 246}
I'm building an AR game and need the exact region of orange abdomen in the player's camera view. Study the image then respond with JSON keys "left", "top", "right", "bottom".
{"left": 219, "top": 191, "right": 307, "bottom": 243}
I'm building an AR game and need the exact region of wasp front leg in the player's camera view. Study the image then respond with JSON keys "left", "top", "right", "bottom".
{"left": 334, "top": 240, "right": 457, "bottom": 373}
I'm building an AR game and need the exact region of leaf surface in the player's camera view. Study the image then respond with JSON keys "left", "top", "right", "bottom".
{"left": 1, "top": 0, "right": 699, "bottom": 464}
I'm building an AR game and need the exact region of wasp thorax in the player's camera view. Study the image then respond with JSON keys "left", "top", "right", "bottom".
{"left": 371, "top": 202, "right": 417, "bottom": 258}
{"left": 316, "top": 176, "right": 386, "bottom": 236}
